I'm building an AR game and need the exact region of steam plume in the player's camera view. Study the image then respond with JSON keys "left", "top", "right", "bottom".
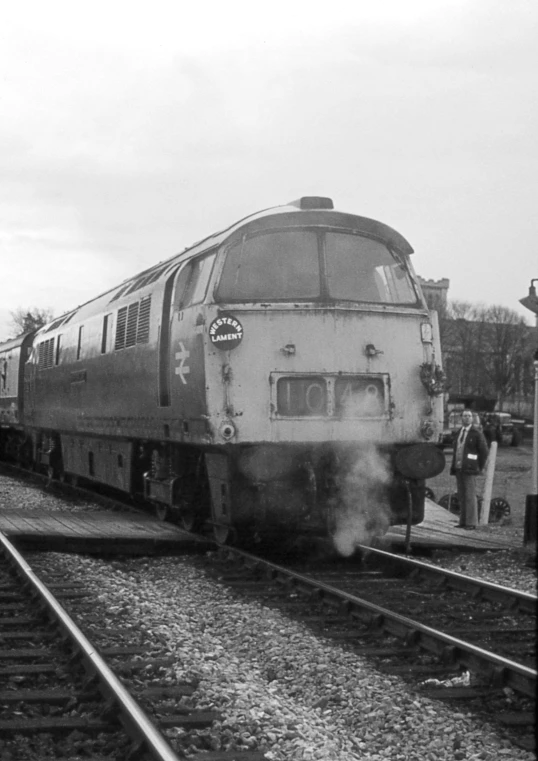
{"left": 331, "top": 446, "right": 391, "bottom": 557}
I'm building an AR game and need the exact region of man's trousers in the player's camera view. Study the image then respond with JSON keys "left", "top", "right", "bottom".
{"left": 455, "top": 471, "right": 479, "bottom": 527}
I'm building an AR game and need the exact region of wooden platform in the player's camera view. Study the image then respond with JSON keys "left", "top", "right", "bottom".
{"left": 385, "top": 499, "right": 516, "bottom": 551}
{"left": 0, "top": 509, "right": 213, "bottom": 555}
{"left": 0, "top": 500, "right": 516, "bottom": 556}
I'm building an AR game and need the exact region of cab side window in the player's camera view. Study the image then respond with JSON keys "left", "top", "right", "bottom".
{"left": 177, "top": 253, "right": 216, "bottom": 309}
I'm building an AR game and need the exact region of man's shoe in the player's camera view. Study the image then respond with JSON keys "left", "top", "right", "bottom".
{"left": 462, "top": 525, "right": 476, "bottom": 530}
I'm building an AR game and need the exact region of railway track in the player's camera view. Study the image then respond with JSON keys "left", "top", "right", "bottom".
{"left": 202, "top": 544, "right": 536, "bottom": 751}
{"left": 0, "top": 531, "right": 266, "bottom": 760}
{"left": 1, "top": 462, "right": 536, "bottom": 752}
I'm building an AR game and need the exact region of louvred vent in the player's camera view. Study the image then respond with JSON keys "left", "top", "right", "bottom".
{"left": 114, "top": 296, "right": 151, "bottom": 350}
{"left": 137, "top": 296, "right": 151, "bottom": 343}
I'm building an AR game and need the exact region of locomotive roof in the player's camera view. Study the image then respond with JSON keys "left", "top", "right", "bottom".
{"left": 179, "top": 198, "right": 414, "bottom": 260}
{"left": 33, "top": 197, "right": 415, "bottom": 336}
{"left": 0, "top": 331, "right": 36, "bottom": 353}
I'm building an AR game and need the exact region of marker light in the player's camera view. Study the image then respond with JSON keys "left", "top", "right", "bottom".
{"left": 288, "top": 197, "right": 334, "bottom": 210}
{"left": 421, "top": 323, "right": 433, "bottom": 343}
{"left": 220, "top": 421, "right": 236, "bottom": 440}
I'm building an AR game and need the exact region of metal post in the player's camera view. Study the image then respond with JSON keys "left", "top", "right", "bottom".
{"left": 524, "top": 356, "right": 538, "bottom": 544}
{"left": 519, "top": 282, "right": 538, "bottom": 548}
{"left": 480, "top": 441, "right": 497, "bottom": 525}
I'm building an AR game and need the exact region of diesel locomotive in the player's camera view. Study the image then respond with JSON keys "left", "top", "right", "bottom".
{"left": 0, "top": 196, "right": 446, "bottom": 548}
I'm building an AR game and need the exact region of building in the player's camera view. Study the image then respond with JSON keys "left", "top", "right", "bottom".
{"left": 417, "top": 277, "right": 450, "bottom": 317}
{"left": 418, "top": 276, "right": 535, "bottom": 418}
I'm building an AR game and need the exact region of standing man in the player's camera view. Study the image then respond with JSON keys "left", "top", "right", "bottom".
{"left": 450, "top": 409, "right": 489, "bottom": 529}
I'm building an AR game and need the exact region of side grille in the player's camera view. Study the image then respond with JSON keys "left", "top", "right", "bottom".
{"left": 114, "top": 297, "right": 151, "bottom": 350}
{"left": 115, "top": 307, "right": 128, "bottom": 350}
{"left": 125, "top": 302, "right": 139, "bottom": 348}
{"left": 137, "top": 296, "right": 151, "bottom": 343}
{"left": 37, "top": 338, "right": 55, "bottom": 369}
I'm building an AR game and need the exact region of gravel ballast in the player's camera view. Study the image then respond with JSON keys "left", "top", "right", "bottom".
{"left": 0, "top": 470, "right": 535, "bottom": 759}
{"left": 32, "top": 551, "right": 534, "bottom": 761}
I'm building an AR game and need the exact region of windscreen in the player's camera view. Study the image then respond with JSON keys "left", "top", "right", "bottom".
{"left": 216, "top": 231, "right": 320, "bottom": 301}
{"left": 216, "top": 229, "right": 418, "bottom": 304}
{"left": 325, "top": 232, "right": 418, "bottom": 304}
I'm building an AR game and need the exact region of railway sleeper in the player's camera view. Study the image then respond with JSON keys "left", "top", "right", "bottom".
{"left": 350, "top": 645, "right": 419, "bottom": 657}
{"left": 0, "top": 717, "right": 116, "bottom": 735}
{"left": 0, "top": 663, "right": 66, "bottom": 676}
{"left": 419, "top": 686, "right": 506, "bottom": 700}
{"left": 112, "top": 657, "right": 178, "bottom": 674}
{"left": 0, "top": 712, "right": 221, "bottom": 736}
{"left": 179, "top": 753, "right": 269, "bottom": 761}
{"left": 382, "top": 663, "right": 462, "bottom": 677}
{"left": 134, "top": 685, "right": 197, "bottom": 699}
{"left": 496, "top": 711, "right": 536, "bottom": 727}
{"left": 293, "top": 613, "right": 350, "bottom": 624}
{"left": 0, "top": 630, "right": 55, "bottom": 640}
{"left": 444, "top": 626, "right": 537, "bottom": 636}
{"left": 322, "top": 629, "right": 384, "bottom": 641}
{"left": 0, "top": 647, "right": 54, "bottom": 659}
{"left": 0, "top": 688, "right": 100, "bottom": 704}
{"left": 0, "top": 586, "right": 87, "bottom": 601}
{"left": 1, "top": 602, "right": 34, "bottom": 611}
{"left": 0, "top": 592, "right": 26, "bottom": 603}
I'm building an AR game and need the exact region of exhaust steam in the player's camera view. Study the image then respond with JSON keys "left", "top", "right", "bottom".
{"left": 331, "top": 446, "right": 392, "bottom": 557}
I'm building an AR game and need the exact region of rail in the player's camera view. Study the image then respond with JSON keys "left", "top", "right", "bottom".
{"left": 219, "top": 547, "right": 537, "bottom": 698}
{"left": 0, "top": 530, "right": 181, "bottom": 761}
{"left": 357, "top": 544, "right": 536, "bottom": 614}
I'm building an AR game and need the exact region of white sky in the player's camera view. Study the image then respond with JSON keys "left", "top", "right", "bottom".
{"left": 1, "top": 0, "right": 537, "bottom": 339}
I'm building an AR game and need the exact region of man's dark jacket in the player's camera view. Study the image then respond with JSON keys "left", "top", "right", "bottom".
{"left": 450, "top": 426, "right": 489, "bottom": 475}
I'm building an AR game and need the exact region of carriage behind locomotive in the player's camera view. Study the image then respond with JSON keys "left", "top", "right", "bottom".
{"left": 0, "top": 196, "right": 445, "bottom": 545}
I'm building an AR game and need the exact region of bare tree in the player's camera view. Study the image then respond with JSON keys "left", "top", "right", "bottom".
{"left": 441, "top": 301, "right": 488, "bottom": 395}
{"left": 9, "top": 307, "right": 54, "bottom": 336}
{"left": 441, "top": 301, "right": 534, "bottom": 409}
{"left": 479, "top": 305, "right": 531, "bottom": 409}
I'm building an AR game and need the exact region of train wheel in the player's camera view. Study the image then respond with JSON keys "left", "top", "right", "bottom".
{"left": 174, "top": 481, "right": 205, "bottom": 532}
{"left": 179, "top": 506, "right": 198, "bottom": 532}
{"left": 16, "top": 439, "right": 33, "bottom": 469}
{"left": 154, "top": 503, "right": 170, "bottom": 522}
{"left": 489, "top": 497, "right": 511, "bottom": 523}
{"left": 45, "top": 466, "right": 55, "bottom": 487}
{"left": 59, "top": 472, "right": 76, "bottom": 486}
{"left": 213, "top": 522, "right": 233, "bottom": 544}
{"left": 438, "top": 494, "right": 460, "bottom": 514}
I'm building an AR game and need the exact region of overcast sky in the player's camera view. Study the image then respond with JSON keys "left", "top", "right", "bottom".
{"left": 1, "top": 0, "right": 537, "bottom": 340}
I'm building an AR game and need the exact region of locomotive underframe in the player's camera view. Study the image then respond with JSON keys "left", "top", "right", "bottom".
{"left": 8, "top": 427, "right": 432, "bottom": 544}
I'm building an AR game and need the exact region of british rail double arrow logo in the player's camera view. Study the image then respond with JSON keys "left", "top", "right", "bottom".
{"left": 174, "top": 342, "right": 190, "bottom": 385}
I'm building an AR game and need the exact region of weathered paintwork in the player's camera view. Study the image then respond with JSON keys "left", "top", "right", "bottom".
{"left": 1, "top": 199, "right": 446, "bottom": 543}
{"left": 202, "top": 306, "right": 440, "bottom": 445}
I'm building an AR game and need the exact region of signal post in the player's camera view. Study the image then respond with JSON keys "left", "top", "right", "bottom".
{"left": 519, "top": 280, "right": 538, "bottom": 545}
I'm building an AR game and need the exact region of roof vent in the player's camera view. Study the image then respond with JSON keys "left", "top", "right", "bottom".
{"left": 288, "top": 196, "right": 334, "bottom": 210}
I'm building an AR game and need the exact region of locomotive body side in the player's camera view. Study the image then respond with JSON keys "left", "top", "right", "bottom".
{"left": 22, "top": 266, "right": 202, "bottom": 490}
{"left": 7, "top": 197, "right": 445, "bottom": 548}
{"left": 25, "top": 282, "right": 164, "bottom": 438}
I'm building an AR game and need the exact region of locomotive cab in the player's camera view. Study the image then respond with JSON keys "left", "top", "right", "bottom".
{"left": 166, "top": 198, "right": 445, "bottom": 546}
